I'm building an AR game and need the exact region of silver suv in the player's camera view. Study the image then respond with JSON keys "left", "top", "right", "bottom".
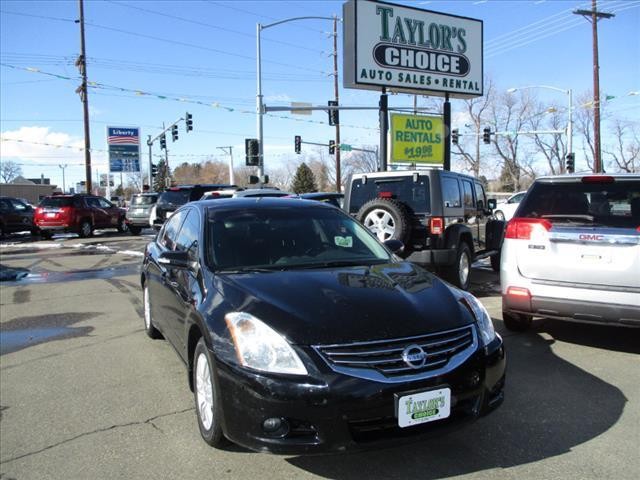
{"left": 500, "top": 174, "right": 640, "bottom": 330}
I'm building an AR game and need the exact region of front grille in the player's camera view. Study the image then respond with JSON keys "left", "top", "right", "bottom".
{"left": 313, "top": 325, "right": 476, "bottom": 383}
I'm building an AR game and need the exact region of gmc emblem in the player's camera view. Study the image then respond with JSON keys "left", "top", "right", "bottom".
{"left": 579, "top": 234, "right": 604, "bottom": 241}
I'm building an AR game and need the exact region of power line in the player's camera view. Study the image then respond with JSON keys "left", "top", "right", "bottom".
{"left": 104, "top": 0, "right": 326, "bottom": 55}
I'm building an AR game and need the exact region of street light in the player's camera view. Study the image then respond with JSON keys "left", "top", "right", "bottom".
{"left": 58, "top": 164, "right": 67, "bottom": 193}
{"left": 506, "top": 85, "right": 573, "bottom": 161}
{"left": 256, "top": 16, "right": 335, "bottom": 180}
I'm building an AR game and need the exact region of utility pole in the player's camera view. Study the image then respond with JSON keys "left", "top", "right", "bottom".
{"left": 332, "top": 16, "right": 341, "bottom": 193}
{"left": 58, "top": 164, "right": 67, "bottom": 193}
{"left": 574, "top": 0, "right": 614, "bottom": 173}
{"left": 217, "top": 146, "right": 235, "bottom": 185}
{"left": 76, "top": 0, "right": 92, "bottom": 192}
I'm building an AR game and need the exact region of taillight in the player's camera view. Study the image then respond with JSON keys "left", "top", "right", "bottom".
{"left": 378, "top": 191, "right": 393, "bottom": 199}
{"left": 35, "top": 207, "right": 43, "bottom": 215}
{"left": 581, "top": 175, "right": 614, "bottom": 184}
{"left": 507, "top": 286, "right": 531, "bottom": 298}
{"left": 504, "top": 218, "right": 551, "bottom": 240}
{"left": 429, "top": 217, "right": 444, "bottom": 235}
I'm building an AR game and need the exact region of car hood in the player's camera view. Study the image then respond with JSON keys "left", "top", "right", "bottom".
{"left": 213, "top": 262, "right": 473, "bottom": 345}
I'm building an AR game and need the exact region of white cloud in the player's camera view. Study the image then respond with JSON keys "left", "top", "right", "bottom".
{"left": 264, "top": 93, "right": 293, "bottom": 103}
{"left": 0, "top": 126, "right": 87, "bottom": 166}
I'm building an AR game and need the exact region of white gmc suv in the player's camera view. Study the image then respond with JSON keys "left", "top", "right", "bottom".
{"left": 500, "top": 174, "right": 640, "bottom": 331}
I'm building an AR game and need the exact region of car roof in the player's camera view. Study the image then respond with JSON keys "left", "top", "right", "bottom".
{"left": 534, "top": 173, "right": 640, "bottom": 183}
{"left": 351, "top": 169, "right": 476, "bottom": 182}
{"left": 194, "top": 197, "right": 336, "bottom": 212}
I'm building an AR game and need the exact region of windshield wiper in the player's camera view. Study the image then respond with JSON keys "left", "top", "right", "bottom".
{"left": 215, "top": 266, "right": 282, "bottom": 274}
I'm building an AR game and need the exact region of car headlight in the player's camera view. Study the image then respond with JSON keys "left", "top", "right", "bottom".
{"left": 459, "top": 291, "right": 497, "bottom": 345}
{"left": 225, "top": 312, "right": 308, "bottom": 375}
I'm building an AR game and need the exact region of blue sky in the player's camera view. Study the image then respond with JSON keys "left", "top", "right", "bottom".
{"left": 1, "top": 0, "right": 639, "bottom": 189}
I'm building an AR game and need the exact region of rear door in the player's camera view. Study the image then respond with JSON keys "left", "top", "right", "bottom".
{"left": 460, "top": 179, "right": 481, "bottom": 250}
{"left": 511, "top": 178, "right": 640, "bottom": 289}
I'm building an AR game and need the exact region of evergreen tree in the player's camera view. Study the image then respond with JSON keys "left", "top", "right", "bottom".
{"left": 291, "top": 163, "right": 317, "bottom": 194}
{"left": 153, "top": 159, "right": 171, "bottom": 192}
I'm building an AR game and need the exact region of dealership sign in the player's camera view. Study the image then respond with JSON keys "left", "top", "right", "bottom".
{"left": 390, "top": 113, "right": 444, "bottom": 165}
{"left": 343, "top": 0, "right": 483, "bottom": 98}
{"left": 107, "top": 126, "right": 140, "bottom": 173}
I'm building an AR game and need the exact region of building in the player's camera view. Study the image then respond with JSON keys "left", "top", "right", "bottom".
{"left": 0, "top": 176, "right": 59, "bottom": 204}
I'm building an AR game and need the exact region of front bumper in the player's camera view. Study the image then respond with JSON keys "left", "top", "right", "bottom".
{"left": 213, "top": 336, "right": 505, "bottom": 455}
{"left": 125, "top": 216, "right": 150, "bottom": 227}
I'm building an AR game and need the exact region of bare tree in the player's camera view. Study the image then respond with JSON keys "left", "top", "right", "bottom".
{"left": 0, "top": 159, "right": 23, "bottom": 183}
{"left": 605, "top": 120, "right": 639, "bottom": 173}
{"left": 527, "top": 99, "right": 568, "bottom": 175}
{"left": 490, "top": 90, "right": 538, "bottom": 191}
{"left": 342, "top": 147, "right": 379, "bottom": 177}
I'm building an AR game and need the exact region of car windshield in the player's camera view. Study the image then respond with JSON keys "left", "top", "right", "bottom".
{"left": 40, "top": 197, "right": 73, "bottom": 208}
{"left": 130, "top": 195, "right": 157, "bottom": 205}
{"left": 517, "top": 180, "right": 640, "bottom": 228}
{"left": 158, "top": 190, "right": 190, "bottom": 205}
{"left": 206, "top": 206, "right": 391, "bottom": 271}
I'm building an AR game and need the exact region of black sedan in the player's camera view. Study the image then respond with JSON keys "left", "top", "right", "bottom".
{"left": 141, "top": 198, "right": 505, "bottom": 454}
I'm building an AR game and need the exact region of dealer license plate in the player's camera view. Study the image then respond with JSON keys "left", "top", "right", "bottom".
{"left": 396, "top": 388, "right": 451, "bottom": 428}
{"left": 46, "top": 212, "right": 56, "bottom": 218}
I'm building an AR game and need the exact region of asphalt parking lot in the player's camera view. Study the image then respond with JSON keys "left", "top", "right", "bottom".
{"left": 1, "top": 230, "right": 639, "bottom": 480}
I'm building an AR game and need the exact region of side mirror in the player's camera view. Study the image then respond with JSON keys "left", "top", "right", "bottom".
{"left": 487, "top": 199, "right": 497, "bottom": 211}
{"left": 384, "top": 239, "right": 405, "bottom": 255}
{"left": 158, "top": 250, "right": 194, "bottom": 269}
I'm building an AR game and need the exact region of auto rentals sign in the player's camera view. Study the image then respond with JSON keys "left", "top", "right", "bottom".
{"left": 343, "top": 0, "right": 483, "bottom": 98}
{"left": 391, "top": 113, "right": 443, "bottom": 165}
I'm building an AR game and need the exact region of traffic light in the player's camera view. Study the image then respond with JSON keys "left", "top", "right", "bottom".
{"left": 328, "top": 100, "right": 339, "bottom": 126}
{"left": 185, "top": 112, "right": 193, "bottom": 132}
{"left": 483, "top": 127, "right": 491, "bottom": 144}
{"left": 565, "top": 153, "right": 575, "bottom": 173}
{"left": 245, "top": 138, "right": 260, "bottom": 166}
{"left": 451, "top": 129, "right": 459, "bottom": 145}
{"left": 159, "top": 134, "right": 166, "bottom": 150}
{"left": 151, "top": 163, "right": 158, "bottom": 177}
{"left": 171, "top": 124, "right": 179, "bottom": 142}
{"left": 294, "top": 135, "right": 301, "bottom": 154}
{"left": 329, "top": 140, "right": 336, "bottom": 155}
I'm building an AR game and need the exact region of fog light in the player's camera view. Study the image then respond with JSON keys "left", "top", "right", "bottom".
{"left": 468, "top": 371, "right": 481, "bottom": 387}
{"left": 262, "top": 417, "right": 290, "bottom": 437}
{"left": 262, "top": 417, "right": 282, "bottom": 432}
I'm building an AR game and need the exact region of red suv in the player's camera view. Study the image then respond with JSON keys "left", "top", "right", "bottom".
{"left": 34, "top": 194, "right": 127, "bottom": 239}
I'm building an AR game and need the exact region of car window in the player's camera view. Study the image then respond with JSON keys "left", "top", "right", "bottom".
{"left": 474, "top": 182, "right": 486, "bottom": 211}
{"left": 130, "top": 195, "right": 157, "bottom": 205}
{"left": 85, "top": 197, "right": 100, "bottom": 208}
{"left": 98, "top": 198, "right": 113, "bottom": 209}
{"left": 517, "top": 180, "right": 640, "bottom": 228}
{"left": 0, "top": 199, "right": 11, "bottom": 211}
{"left": 461, "top": 180, "right": 474, "bottom": 208}
{"left": 349, "top": 176, "right": 430, "bottom": 214}
{"left": 8, "top": 199, "right": 27, "bottom": 211}
{"left": 158, "top": 190, "right": 191, "bottom": 205}
{"left": 441, "top": 177, "right": 461, "bottom": 208}
{"left": 509, "top": 192, "right": 525, "bottom": 204}
{"left": 207, "top": 207, "right": 390, "bottom": 270}
{"left": 159, "top": 209, "right": 188, "bottom": 250}
{"left": 40, "top": 197, "right": 74, "bottom": 208}
{"left": 174, "top": 209, "right": 200, "bottom": 260}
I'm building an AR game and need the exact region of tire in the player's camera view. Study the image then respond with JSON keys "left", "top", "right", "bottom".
{"left": 40, "top": 230, "right": 53, "bottom": 240}
{"left": 502, "top": 311, "right": 533, "bottom": 332}
{"left": 356, "top": 198, "right": 412, "bottom": 244}
{"left": 193, "top": 337, "right": 226, "bottom": 447}
{"left": 494, "top": 210, "right": 505, "bottom": 221}
{"left": 30, "top": 227, "right": 41, "bottom": 237}
{"left": 129, "top": 225, "right": 142, "bottom": 236}
{"left": 117, "top": 217, "right": 128, "bottom": 233}
{"left": 443, "top": 242, "right": 472, "bottom": 290}
{"left": 78, "top": 220, "right": 93, "bottom": 238}
{"left": 143, "top": 284, "right": 162, "bottom": 339}
{"left": 490, "top": 250, "right": 501, "bottom": 273}
{"left": 0, "top": 224, "right": 5, "bottom": 239}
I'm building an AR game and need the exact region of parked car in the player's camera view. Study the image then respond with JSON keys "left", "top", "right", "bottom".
{"left": 501, "top": 174, "right": 640, "bottom": 331}
{"left": 141, "top": 198, "right": 505, "bottom": 454}
{"left": 493, "top": 191, "right": 526, "bottom": 221}
{"left": 200, "top": 189, "right": 238, "bottom": 201}
{"left": 153, "top": 184, "right": 237, "bottom": 230}
{"left": 0, "top": 196, "right": 38, "bottom": 238}
{"left": 343, "top": 170, "right": 505, "bottom": 289}
{"left": 231, "top": 188, "right": 291, "bottom": 198}
{"left": 126, "top": 193, "right": 159, "bottom": 235}
{"left": 34, "top": 194, "right": 127, "bottom": 239}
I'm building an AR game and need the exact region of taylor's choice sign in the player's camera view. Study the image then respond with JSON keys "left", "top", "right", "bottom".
{"left": 107, "top": 126, "right": 140, "bottom": 173}
{"left": 343, "top": 0, "right": 483, "bottom": 98}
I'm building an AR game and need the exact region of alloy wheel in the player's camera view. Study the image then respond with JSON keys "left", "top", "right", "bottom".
{"left": 195, "top": 352, "right": 214, "bottom": 431}
{"left": 363, "top": 209, "right": 396, "bottom": 241}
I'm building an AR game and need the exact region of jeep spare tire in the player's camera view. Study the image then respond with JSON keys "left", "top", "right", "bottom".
{"left": 356, "top": 198, "right": 412, "bottom": 244}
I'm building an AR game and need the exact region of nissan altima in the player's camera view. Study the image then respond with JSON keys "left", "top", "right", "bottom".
{"left": 141, "top": 198, "right": 505, "bottom": 454}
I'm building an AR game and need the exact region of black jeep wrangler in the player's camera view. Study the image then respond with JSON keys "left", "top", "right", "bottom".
{"left": 343, "top": 170, "right": 504, "bottom": 290}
